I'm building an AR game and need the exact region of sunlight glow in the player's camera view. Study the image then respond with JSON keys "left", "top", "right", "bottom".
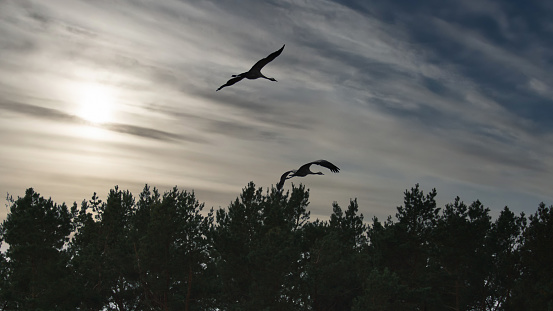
{"left": 77, "top": 124, "right": 111, "bottom": 141}
{"left": 77, "top": 83, "right": 115, "bottom": 124}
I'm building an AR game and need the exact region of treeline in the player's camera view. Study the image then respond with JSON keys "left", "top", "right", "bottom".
{"left": 0, "top": 183, "right": 551, "bottom": 311}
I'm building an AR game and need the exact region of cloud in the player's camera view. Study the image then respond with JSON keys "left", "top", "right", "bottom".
{"left": 1, "top": 0, "right": 552, "bottom": 221}
{"left": 100, "top": 122, "right": 202, "bottom": 143}
{"left": 0, "top": 100, "right": 199, "bottom": 143}
{"left": 0, "top": 100, "right": 83, "bottom": 123}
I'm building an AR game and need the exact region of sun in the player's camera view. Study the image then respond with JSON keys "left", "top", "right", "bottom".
{"left": 77, "top": 83, "right": 114, "bottom": 124}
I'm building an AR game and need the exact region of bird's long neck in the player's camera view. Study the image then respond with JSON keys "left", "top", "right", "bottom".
{"left": 306, "top": 169, "right": 323, "bottom": 176}
{"left": 260, "top": 73, "right": 276, "bottom": 81}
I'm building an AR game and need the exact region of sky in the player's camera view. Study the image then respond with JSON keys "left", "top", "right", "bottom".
{"left": 1, "top": 0, "right": 552, "bottom": 224}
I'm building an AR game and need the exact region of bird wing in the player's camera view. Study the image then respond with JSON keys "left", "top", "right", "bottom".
{"left": 307, "top": 160, "right": 340, "bottom": 173}
{"left": 277, "top": 170, "right": 295, "bottom": 190}
{"left": 216, "top": 75, "right": 244, "bottom": 91}
{"left": 250, "top": 44, "right": 285, "bottom": 72}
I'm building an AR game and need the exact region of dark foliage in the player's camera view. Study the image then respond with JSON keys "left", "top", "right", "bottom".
{"left": 0, "top": 183, "right": 550, "bottom": 310}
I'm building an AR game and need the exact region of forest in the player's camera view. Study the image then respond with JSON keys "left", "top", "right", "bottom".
{"left": 0, "top": 183, "right": 551, "bottom": 311}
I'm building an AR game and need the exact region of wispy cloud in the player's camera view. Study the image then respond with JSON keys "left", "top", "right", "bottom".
{"left": 0, "top": 100, "right": 83, "bottom": 123}
{"left": 1, "top": 0, "right": 552, "bottom": 222}
{"left": 0, "top": 100, "right": 197, "bottom": 142}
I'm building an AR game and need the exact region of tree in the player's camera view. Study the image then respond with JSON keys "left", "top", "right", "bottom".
{"left": 1, "top": 183, "right": 549, "bottom": 310}
{"left": 0, "top": 188, "right": 74, "bottom": 310}
{"left": 366, "top": 184, "right": 442, "bottom": 309}
{"left": 352, "top": 268, "right": 409, "bottom": 311}
{"left": 0, "top": 234, "right": 9, "bottom": 310}
{"left": 212, "top": 182, "right": 310, "bottom": 310}
{"left": 69, "top": 187, "right": 141, "bottom": 310}
{"left": 304, "top": 200, "right": 368, "bottom": 311}
{"left": 135, "top": 186, "right": 213, "bottom": 311}
{"left": 483, "top": 206, "right": 525, "bottom": 310}
{"left": 432, "top": 198, "right": 492, "bottom": 310}
{"left": 507, "top": 203, "right": 553, "bottom": 310}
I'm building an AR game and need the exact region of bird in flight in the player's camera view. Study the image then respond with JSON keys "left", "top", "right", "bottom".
{"left": 277, "top": 160, "right": 340, "bottom": 190}
{"left": 216, "top": 44, "right": 285, "bottom": 91}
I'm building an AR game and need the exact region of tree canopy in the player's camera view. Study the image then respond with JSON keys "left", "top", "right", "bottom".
{"left": 0, "top": 183, "right": 551, "bottom": 310}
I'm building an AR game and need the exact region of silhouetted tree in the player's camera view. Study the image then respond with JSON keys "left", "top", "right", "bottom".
{"left": 304, "top": 199, "right": 368, "bottom": 311}
{"left": 483, "top": 206, "right": 525, "bottom": 310}
{"left": 135, "top": 186, "right": 213, "bottom": 311}
{"left": 352, "top": 267, "right": 409, "bottom": 311}
{"left": 212, "top": 182, "right": 310, "bottom": 310}
{"left": 0, "top": 188, "right": 74, "bottom": 310}
{"left": 370, "top": 184, "right": 441, "bottom": 309}
{"left": 212, "top": 182, "right": 265, "bottom": 310}
{"left": 506, "top": 203, "right": 553, "bottom": 310}
{"left": 70, "top": 187, "right": 141, "bottom": 310}
{"left": 1, "top": 183, "right": 551, "bottom": 310}
{"left": 0, "top": 234, "right": 9, "bottom": 309}
{"left": 432, "top": 198, "right": 491, "bottom": 310}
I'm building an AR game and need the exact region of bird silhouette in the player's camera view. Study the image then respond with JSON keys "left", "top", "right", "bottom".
{"left": 216, "top": 44, "right": 285, "bottom": 91}
{"left": 277, "top": 160, "right": 340, "bottom": 190}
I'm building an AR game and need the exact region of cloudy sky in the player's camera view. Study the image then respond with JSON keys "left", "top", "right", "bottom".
{"left": 1, "top": 0, "right": 552, "bottom": 222}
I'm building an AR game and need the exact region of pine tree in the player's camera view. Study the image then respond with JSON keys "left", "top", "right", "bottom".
{"left": 0, "top": 188, "right": 74, "bottom": 310}
{"left": 507, "top": 203, "right": 553, "bottom": 310}
{"left": 483, "top": 206, "right": 525, "bottom": 310}
{"left": 69, "top": 187, "right": 141, "bottom": 310}
{"left": 135, "top": 186, "right": 213, "bottom": 311}
{"left": 212, "top": 182, "right": 310, "bottom": 310}
{"left": 304, "top": 200, "right": 368, "bottom": 311}
{"left": 432, "top": 198, "right": 492, "bottom": 310}
{"left": 366, "top": 184, "right": 441, "bottom": 310}
{"left": 0, "top": 235, "right": 9, "bottom": 309}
